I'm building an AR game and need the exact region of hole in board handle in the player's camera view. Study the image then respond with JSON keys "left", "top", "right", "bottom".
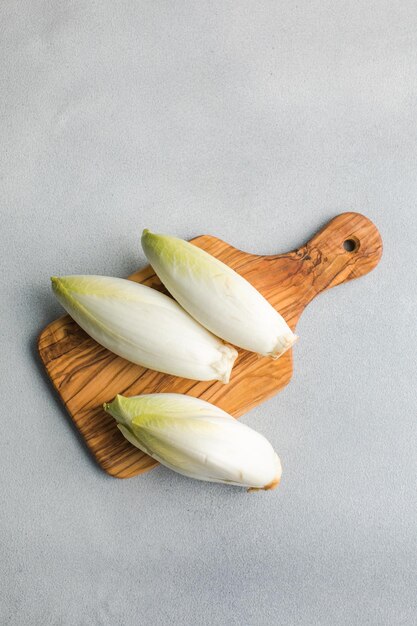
{"left": 343, "top": 237, "right": 360, "bottom": 253}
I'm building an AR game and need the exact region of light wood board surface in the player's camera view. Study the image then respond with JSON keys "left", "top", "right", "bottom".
{"left": 38, "top": 212, "right": 382, "bottom": 478}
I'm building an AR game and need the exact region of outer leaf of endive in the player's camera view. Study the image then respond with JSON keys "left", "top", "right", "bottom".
{"left": 51, "top": 275, "right": 237, "bottom": 382}
{"left": 104, "top": 393, "right": 282, "bottom": 490}
{"left": 141, "top": 230, "right": 297, "bottom": 357}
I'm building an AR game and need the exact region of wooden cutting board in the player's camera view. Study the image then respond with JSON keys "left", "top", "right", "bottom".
{"left": 38, "top": 212, "right": 382, "bottom": 478}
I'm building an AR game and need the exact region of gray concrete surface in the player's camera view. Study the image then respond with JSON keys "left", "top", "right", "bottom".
{"left": 1, "top": 2, "right": 416, "bottom": 624}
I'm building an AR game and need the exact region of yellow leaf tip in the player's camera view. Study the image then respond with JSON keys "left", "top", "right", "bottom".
{"left": 50, "top": 276, "right": 62, "bottom": 292}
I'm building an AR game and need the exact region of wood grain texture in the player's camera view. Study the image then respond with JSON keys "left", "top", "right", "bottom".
{"left": 38, "top": 212, "right": 382, "bottom": 478}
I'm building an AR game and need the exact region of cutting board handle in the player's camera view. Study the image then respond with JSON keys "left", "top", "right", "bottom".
{"left": 297, "top": 212, "right": 383, "bottom": 301}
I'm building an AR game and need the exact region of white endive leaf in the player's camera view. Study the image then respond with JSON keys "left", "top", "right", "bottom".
{"left": 51, "top": 275, "right": 237, "bottom": 382}
{"left": 141, "top": 230, "right": 297, "bottom": 358}
{"left": 104, "top": 393, "right": 282, "bottom": 490}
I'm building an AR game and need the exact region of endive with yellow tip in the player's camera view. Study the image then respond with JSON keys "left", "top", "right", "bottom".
{"left": 104, "top": 393, "right": 282, "bottom": 490}
{"left": 51, "top": 275, "right": 237, "bottom": 382}
{"left": 141, "top": 230, "right": 297, "bottom": 358}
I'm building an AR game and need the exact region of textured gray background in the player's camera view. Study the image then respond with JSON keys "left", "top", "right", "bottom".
{"left": 1, "top": 1, "right": 416, "bottom": 625}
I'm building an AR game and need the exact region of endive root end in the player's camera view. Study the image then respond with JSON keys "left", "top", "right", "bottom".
{"left": 216, "top": 344, "right": 239, "bottom": 384}
{"left": 269, "top": 333, "right": 298, "bottom": 360}
{"left": 247, "top": 474, "right": 281, "bottom": 493}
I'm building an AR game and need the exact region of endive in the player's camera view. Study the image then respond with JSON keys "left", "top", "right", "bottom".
{"left": 51, "top": 275, "right": 237, "bottom": 382}
{"left": 104, "top": 393, "right": 282, "bottom": 490}
{"left": 142, "top": 230, "right": 297, "bottom": 358}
